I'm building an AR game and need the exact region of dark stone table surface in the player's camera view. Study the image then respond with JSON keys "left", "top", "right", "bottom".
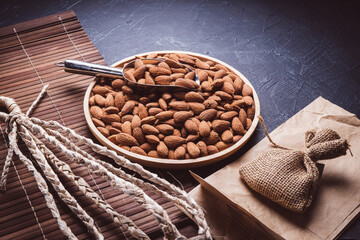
{"left": 1, "top": 0, "right": 359, "bottom": 239}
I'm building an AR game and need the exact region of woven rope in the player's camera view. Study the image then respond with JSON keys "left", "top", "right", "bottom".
{"left": 0, "top": 85, "right": 211, "bottom": 240}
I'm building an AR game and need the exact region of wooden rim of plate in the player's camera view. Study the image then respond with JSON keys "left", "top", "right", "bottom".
{"left": 84, "top": 51, "right": 260, "bottom": 169}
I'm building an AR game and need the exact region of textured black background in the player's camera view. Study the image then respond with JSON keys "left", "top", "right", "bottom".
{"left": 1, "top": 0, "right": 359, "bottom": 238}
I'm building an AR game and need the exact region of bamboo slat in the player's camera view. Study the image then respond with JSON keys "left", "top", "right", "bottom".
{"left": 0, "top": 10, "right": 192, "bottom": 240}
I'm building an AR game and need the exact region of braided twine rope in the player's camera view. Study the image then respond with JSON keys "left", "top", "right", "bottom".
{"left": 0, "top": 85, "right": 211, "bottom": 240}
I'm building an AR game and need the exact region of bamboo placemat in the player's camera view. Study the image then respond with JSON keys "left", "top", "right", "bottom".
{"left": 0, "top": 10, "right": 192, "bottom": 239}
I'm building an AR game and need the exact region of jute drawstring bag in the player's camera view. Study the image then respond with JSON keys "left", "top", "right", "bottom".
{"left": 239, "top": 116, "right": 350, "bottom": 213}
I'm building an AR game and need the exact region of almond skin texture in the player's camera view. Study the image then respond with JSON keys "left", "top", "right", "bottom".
{"left": 94, "top": 94, "right": 106, "bottom": 107}
{"left": 149, "top": 67, "right": 171, "bottom": 77}
{"left": 116, "top": 133, "right": 139, "bottom": 146}
{"left": 232, "top": 117, "right": 245, "bottom": 135}
{"left": 197, "top": 141, "right": 208, "bottom": 156}
{"left": 174, "top": 111, "right": 192, "bottom": 122}
{"left": 212, "top": 120, "right": 230, "bottom": 132}
{"left": 102, "top": 114, "right": 121, "bottom": 124}
{"left": 174, "top": 146, "right": 186, "bottom": 159}
{"left": 207, "top": 145, "right": 219, "bottom": 155}
{"left": 220, "top": 111, "right": 238, "bottom": 121}
{"left": 120, "top": 101, "right": 136, "bottom": 116}
{"left": 199, "top": 120, "right": 211, "bottom": 137}
{"left": 92, "top": 118, "right": 105, "bottom": 127}
{"left": 164, "top": 136, "right": 186, "bottom": 148}
{"left": 92, "top": 86, "right": 108, "bottom": 95}
{"left": 187, "top": 142, "right": 200, "bottom": 158}
{"left": 188, "top": 102, "right": 205, "bottom": 115}
{"left": 90, "top": 106, "right": 103, "bottom": 119}
{"left": 97, "top": 127, "right": 109, "bottom": 138}
{"left": 221, "top": 130, "right": 233, "bottom": 143}
{"left": 155, "top": 111, "right": 174, "bottom": 120}
{"left": 130, "top": 146, "right": 147, "bottom": 156}
{"left": 157, "top": 141, "right": 169, "bottom": 157}
{"left": 242, "top": 84, "right": 253, "bottom": 96}
{"left": 148, "top": 150, "right": 159, "bottom": 158}
{"left": 199, "top": 109, "right": 217, "bottom": 121}
{"left": 169, "top": 101, "right": 189, "bottom": 111}
{"left": 184, "top": 119, "right": 199, "bottom": 134}
{"left": 156, "top": 124, "right": 174, "bottom": 135}
{"left": 145, "top": 135, "right": 160, "bottom": 144}
{"left": 185, "top": 92, "right": 204, "bottom": 103}
{"left": 141, "top": 124, "right": 159, "bottom": 135}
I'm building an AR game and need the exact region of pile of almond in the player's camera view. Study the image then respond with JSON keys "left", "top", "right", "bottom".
{"left": 89, "top": 52, "right": 255, "bottom": 160}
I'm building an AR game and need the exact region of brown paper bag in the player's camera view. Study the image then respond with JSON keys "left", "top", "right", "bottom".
{"left": 189, "top": 97, "right": 360, "bottom": 240}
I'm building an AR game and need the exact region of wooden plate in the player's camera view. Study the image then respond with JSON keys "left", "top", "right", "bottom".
{"left": 84, "top": 51, "right": 260, "bottom": 169}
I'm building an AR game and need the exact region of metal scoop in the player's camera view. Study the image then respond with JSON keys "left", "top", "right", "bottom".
{"left": 56, "top": 59, "right": 200, "bottom": 92}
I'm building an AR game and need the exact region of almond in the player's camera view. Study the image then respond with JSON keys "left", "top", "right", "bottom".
{"left": 233, "top": 135, "right": 242, "bottom": 142}
{"left": 122, "top": 121, "right": 132, "bottom": 135}
{"left": 109, "top": 127, "right": 122, "bottom": 135}
{"left": 173, "top": 92, "right": 187, "bottom": 100}
{"left": 174, "top": 78, "right": 199, "bottom": 89}
{"left": 185, "top": 92, "right": 204, "bottom": 103}
{"left": 138, "top": 103, "right": 148, "bottom": 119}
{"left": 121, "top": 115, "right": 134, "bottom": 123}
{"left": 89, "top": 96, "right": 96, "bottom": 106}
{"left": 92, "top": 118, "right": 105, "bottom": 127}
{"left": 221, "top": 130, "right": 233, "bottom": 143}
{"left": 174, "top": 111, "right": 192, "bottom": 122}
{"left": 197, "top": 141, "right": 208, "bottom": 156}
{"left": 97, "top": 127, "right": 109, "bottom": 137}
{"left": 242, "top": 84, "right": 253, "bottom": 96}
{"left": 158, "top": 98, "right": 168, "bottom": 110}
{"left": 148, "top": 150, "right": 159, "bottom": 158}
{"left": 133, "top": 127, "right": 146, "bottom": 144}
{"left": 215, "top": 141, "right": 231, "bottom": 151}
{"left": 215, "top": 91, "right": 233, "bottom": 101}
{"left": 134, "top": 59, "right": 145, "bottom": 69}
{"left": 164, "top": 136, "right": 186, "bottom": 148}
{"left": 130, "top": 146, "right": 147, "bottom": 156}
{"left": 174, "top": 146, "right": 186, "bottom": 159}
{"left": 165, "top": 59, "right": 182, "bottom": 68}
{"left": 234, "top": 77, "right": 244, "bottom": 94}
{"left": 132, "top": 66, "right": 146, "bottom": 80}
{"left": 148, "top": 108, "right": 163, "bottom": 116}
{"left": 203, "top": 99, "right": 218, "bottom": 109}
{"left": 214, "top": 70, "right": 227, "bottom": 80}
{"left": 158, "top": 62, "right": 171, "bottom": 71}
{"left": 185, "top": 71, "right": 195, "bottom": 80}
{"left": 222, "top": 81, "right": 235, "bottom": 95}
{"left": 131, "top": 115, "right": 141, "bottom": 129}
{"left": 105, "top": 94, "right": 114, "bottom": 107}
{"left": 155, "top": 75, "right": 172, "bottom": 85}
{"left": 246, "top": 118, "right": 252, "bottom": 130}
{"left": 142, "top": 124, "right": 159, "bottom": 135}
{"left": 155, "top": 111, "right": 173, "bottom": 120}
{"left": 179, "top": 58, "right": 195, "bottom": 65}
{"left": 187, "top": 142, "right": 200, "bottom": 158}
{"left": 211, "top": 79, "right": 225, "bottom": 88}
{"left": 104, "top": 106, "right": 119, "bottom": 114}
{"left": 116, "top": 133, "right": 139, "bottom": 146}
{"left": 149, "top": 67, "right": 171, "bottom": 77}
{"left": 120, "top": 101, "right": 135, "bottom": 116}
{"left": 184, "top": 119, "right": 199, "bottom": 134}
{"left": 156, "top": 124, "right": 174, "bottom": 135}
{"left": 212, "top": 120, "right": 230, "bottom": 132}
{"left": 197, "top": 70, "right": 208, "bottom": 83}
{"left": 92, "top": 86, "right": 108, "bottom": 95}
{"left": 243, "top": 96, "right": 254, "bottom": 106}
{"left": 201, "top": 81, "right": 212, "bottom": 92}
{"left": 247, "top": 104, "right": 255, "bottom": 120}
{"left": 141, "top": 116, "right": 156, "bottom": 125}
{"left": 207, "top": 145, "right": 219, "bottom": 155}
{"left": 102, "top": 114, "right": 120, "bottom": 124}
{"left": 170, "top": 73, "right": 185, "bottom": 81}
{"left": 112, "top": 79, "right": 126, "bottom": 89}
{"left": 195, "top": 59, "right": 210, "bottom": 70}
{"left": 145, "top": 135, "right": 160, "bottom": 144}
{"left": 94, "top": 94, "right": 106, "bottom": 107}
{"left": 145, "top": 72, "right": 155, "bottom": 84}
{"left": 157, "top": 141, "right": 169, "bottom": 157}
{"left": 140, "top": 142, "right": 155, "bottom": 152}
{"left": 232, "top": 117, "right": 245, "bottom": 135}
{"left": 204, "top": 131, "right": 220, "bottom": 145}
{"left": 108, "top": 135, "right": 118, "bottom": 144}
{"left": 239, "top": 109, "right": 247, "bottom": 127}
{"left": 220, "top": 111, "right": 238, "bottom": 121}
{"left": 199, "top": 120, "right": 211, "bottom": 137}
{"left": 122, "top": 85, "right": 134, "bottom": 95}
{"left": 169, "top": 101, "right": 189, "bottom": 111}
{"left": 90, "top": 106, "right": 103, "bottom": 119}
{"left": 124, "top": 70, "right": 136, "bottom": 82}
{"left": 111, "top": 122, "right": 122, "bottom": 130}
{"left": 114, "top": 92, "right": 126, "bottom": 109}
{"left": 188, "top": 102, "right": 205, "bottom": 115}
{"left": 199, "top": 109, "right": 217, "bottom": 121}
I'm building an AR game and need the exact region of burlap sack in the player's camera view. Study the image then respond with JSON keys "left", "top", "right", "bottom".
{"left": 239, "top": 127, "right": 349, "bottom": 213}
